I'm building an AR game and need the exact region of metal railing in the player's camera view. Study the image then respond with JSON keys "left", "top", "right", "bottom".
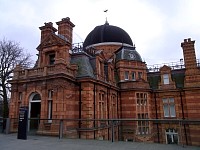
{"left": 3, "top": 118, "right": 200, "bottom": 146}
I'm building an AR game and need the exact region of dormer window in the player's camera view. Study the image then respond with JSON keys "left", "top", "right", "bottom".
{"left": 163, "top": 74, "right": 169, "bottom": 84}
{"left": 49, "top": 54, "right": 55, "bottom": 65}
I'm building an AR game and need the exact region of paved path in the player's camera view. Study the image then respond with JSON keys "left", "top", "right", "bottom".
{"left": 0, "top": 133, "right": 199, "bottom": 150}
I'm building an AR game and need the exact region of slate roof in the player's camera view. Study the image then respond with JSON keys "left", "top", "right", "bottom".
{"left": 70, "top": 53, "right": 95, "bottom": 79}
{"left": 147, "top": 69, "right": 185, "bottom": 89}
{"left": 115, "top": 46, "right": 142, "bottom": 62}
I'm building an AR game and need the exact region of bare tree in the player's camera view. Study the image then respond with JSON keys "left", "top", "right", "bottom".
{"left": 0, "top": 38, "right": 32, "bottom": 122}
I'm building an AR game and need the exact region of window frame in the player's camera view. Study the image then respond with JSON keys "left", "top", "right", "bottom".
{"left": 49, "top": 53, "right": 55, "bottom": 65}
{"left": 138, "top": 72, "right": 143, "bottom": 79}
{"left": 47, "top": 90, "right": 53, "bottom": 123}
{"left": 124, "top": 71, "right": 129, "bottom": 80}
{"left": 163, "top": 74, "right": 169, "bottom": 84}
{"left": 162, "top": 98, "right": 176, "bottom": 117}
{"left": 137, "top": 113, "right": 149, "bottom": 135}
{"left": 131, "top": 72, "right": 136, "bottom": 80}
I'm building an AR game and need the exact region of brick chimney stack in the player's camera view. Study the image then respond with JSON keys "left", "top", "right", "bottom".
{"left": 181, "top": 38, "right": 200, "bottom": 87}
{"left": 181, "top": 38, "right": 197, "bottom": 73}
{"left": 39, "top": 22, "right": 57, "bottom": 43}
{"left": 56, "top": 17, "right": 75, "bottom": 44}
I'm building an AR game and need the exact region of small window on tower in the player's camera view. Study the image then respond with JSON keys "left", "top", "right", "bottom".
{"left": 49, "top": 54, "right": 55, "bottom": 65}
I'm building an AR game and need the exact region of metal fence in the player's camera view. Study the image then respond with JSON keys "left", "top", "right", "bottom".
{"left": 2, "top": 118, "right": 200, "bottom": 146}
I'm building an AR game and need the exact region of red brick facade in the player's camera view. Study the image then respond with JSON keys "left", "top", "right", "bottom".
{"left": 9, "top": 18, "right": 200, "bottom": 146}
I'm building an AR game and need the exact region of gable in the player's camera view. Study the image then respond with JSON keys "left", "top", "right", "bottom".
{"left": 160, "top": 65, "right": 171, "bottom": 72}
{"left": 37, "top": 33, "right": 69, "bottom": 50}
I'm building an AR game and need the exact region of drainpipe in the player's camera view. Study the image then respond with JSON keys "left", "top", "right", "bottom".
{"left": 78, "top": 83, "right": 82, "bottom": 139}
{"left": 179, "top": 89, "right": 188, "bottom": 145}
{"left": 154, "top": 91, "right": 160, "bottom": 143}
{"left": 93, "top": 83, "right": 96, "bottom": 139}
{"left": 119, "top": 90, "right": 122, "bottom": 141}
{"left": 117, "top": 90, "right": 119, "bottom": 140}
{"left": 107, "top": 87, "right": 110, "bottom": 140}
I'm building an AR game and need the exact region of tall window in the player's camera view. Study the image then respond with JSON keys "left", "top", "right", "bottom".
{"left": 136, "top": 93, "right": 147, "bottom": 105}
{"left": 131, "top": 72, "right": 135, "bottom": 80}
{"left": 99, "top": 92, "right": 106, "bottom": 126}
{"left": 125, "top": 71, "right": 129, "bottom": 80}
{"left": 163, "top": 74, "right": 169, "bottom": 84}
{"left": 111, "top": 95, "right": 117, "bottom": 118}
{"left": 49, "top": 54, "right": 55, "bottom": 65}
{"left": 137, "top": 113, "right": 149, "bottom": 135}
{"left": 99, "top": 93, "right": 105, "bottom": 119}
{"left": 48, "top": 90, "right": 53, "bottom": 123}
{"left": 19, "top": 92, "right": 22, "bottom": 101}
{"left": 163, "top": 98, "right": 176, "bottom": 117}
{"left": 98, "top": 60, "right": 104, "bottom": 79}
{"left": 138, "top": 72, "right": 142, "bottom": 79}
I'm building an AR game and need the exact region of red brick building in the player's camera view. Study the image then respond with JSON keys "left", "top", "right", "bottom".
{"left": 9, "top": 17, "right": 200, "bottom": 146}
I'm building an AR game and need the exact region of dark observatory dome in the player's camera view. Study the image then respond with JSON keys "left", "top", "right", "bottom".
{"left": 83, "top": 22, "right": 133, "bottom": 48}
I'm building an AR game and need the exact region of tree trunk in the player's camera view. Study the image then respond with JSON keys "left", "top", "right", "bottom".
{"left": 2, "top": 86, "right": 9, "bottom": 131}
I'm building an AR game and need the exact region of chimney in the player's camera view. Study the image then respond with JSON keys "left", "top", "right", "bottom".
{"left": 181, "top": 38, "right": 197, "bottom": 71}
{"left": 56, "top": 17, "right": 75, "bottom": 44}
{"left": 39, "top": 22, "right": 57, "bottom": 43}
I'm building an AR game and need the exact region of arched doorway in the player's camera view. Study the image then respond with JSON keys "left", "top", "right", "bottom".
{"left": 28, "top": 93, "right": 41, "bottom": 131}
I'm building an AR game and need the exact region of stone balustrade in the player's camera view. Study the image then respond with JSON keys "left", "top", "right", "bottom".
{"left": 13, "top": 63, "right": 78, "bottom": 80}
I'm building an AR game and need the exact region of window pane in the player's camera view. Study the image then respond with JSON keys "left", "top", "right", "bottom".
{"left": 132, "top": 72, "right": 135, "bottom": 80}
{"left": 125, "top": 71, "right": 129, "bottom": 80}
{"left": 138, "top": 72, "right": 142, "bottom": 79}
{"left": 169, "top": 98, "right": 174, "bottom": 103}
{"left": 138, "top": 127, "right": 141, "bottom": 134}
{"left": 163, "top": 74, "right": 169, "bottom": 84}
{"left": 19, "top": 92, "right": 22, "bottom": 101}
{"left": 48, "top": 90, "right": 53, "bottom": 99}
{"left": 48, "top": 101, "right": 52, "bottom": 119}
{"left": 49, "top": 54, "right": 55, "bottom": 65}
{"left": 32, "top": 94, "right": 41, "bottom": 100}
{"left": 163, "top": 104, "right": 169, "bottom": 117}
{"left": 162, "top": 98, "right": 168, "bottom": 103}
{"left": 137, "top": 99, "right": 140, "bottom": 105}
{"left": 170, "top": 104, "right": 176, "bottom": 117}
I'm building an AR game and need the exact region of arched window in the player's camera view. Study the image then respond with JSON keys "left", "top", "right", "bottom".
{"left": 32, "top": 94, "right": 41, "bottom": 101}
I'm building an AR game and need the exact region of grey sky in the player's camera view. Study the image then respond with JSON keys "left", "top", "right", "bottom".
{"left": 0, "top": 0, "right": 200, "bottom": 66}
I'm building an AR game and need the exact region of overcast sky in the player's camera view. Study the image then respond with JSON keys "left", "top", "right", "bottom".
{"left": 0, "top": 0, "right": 200, "bottom": 66}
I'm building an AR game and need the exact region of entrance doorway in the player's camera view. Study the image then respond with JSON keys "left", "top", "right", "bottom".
{"left": 29, "top": 93, "right": 41, "bottom": 130}
{"left": 165, "top": 128, "right": 178, "bottom": 144}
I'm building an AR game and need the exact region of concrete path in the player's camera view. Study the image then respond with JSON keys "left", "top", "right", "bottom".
{"left": 0, "top": 133, "right": 199, "bottom": 150}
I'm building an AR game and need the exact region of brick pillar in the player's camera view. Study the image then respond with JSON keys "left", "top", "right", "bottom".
{"left": 81, "top": 82, "right": 94, "bottom": 139}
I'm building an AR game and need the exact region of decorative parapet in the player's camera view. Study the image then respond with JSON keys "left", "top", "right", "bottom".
{"left": 13, "top": 63, "right": 78, "bottom": 80}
